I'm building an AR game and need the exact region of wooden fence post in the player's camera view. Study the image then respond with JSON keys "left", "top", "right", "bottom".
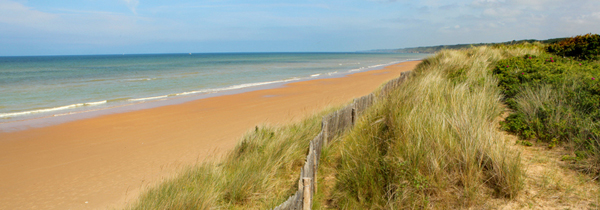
{"left": 351, "top": 105, "right": 356, "bottom": 125}
{"left": 322, "top": 117, "right": 329, "bottom": 146}
{"left": 313, "top": 152, "right": 317, "bottom": 194}
{"left": 303, "top": 178, "right": 312, "bottom": 210}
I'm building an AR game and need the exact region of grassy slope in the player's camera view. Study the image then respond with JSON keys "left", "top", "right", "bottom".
{"left": 317, "top": 45, "right": 542, "bottom": 209}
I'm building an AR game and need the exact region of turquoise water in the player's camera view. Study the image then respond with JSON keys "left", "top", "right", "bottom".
{"left": 0, "top": 53, "right": 428, "bottom": 123}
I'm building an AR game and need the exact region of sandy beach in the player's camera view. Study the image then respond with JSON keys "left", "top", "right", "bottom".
{"left": 0, "top": 61, "right": 420, "bottom": 210}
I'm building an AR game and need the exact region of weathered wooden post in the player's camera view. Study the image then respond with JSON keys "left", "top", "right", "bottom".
{"left": 322, "top": 116, "right": 329, "bottom": 146}
{"left": 313, "top": 152, "right": 317, "bottom": 194}
{"left": 351, "top": 105, "right": 356, "bottom": 125}
{"left": 303, "top": 178, "right": 312, "bottom": 210}
{"left": 298, "top": 169, "right": 303, "bottom": 193}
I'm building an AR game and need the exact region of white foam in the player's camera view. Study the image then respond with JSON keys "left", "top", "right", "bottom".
{"left": 174, "top": 90, "right": 207, "bottom": 96}
{"left": 341, "top": 60, "right": 405, "bottom": 74}
{"left": 130, "top": 77, "right": 303, "bottom": 102}
{"left": 310, "top": 74, "right": 321, "bottom": 77}
{"left": 85, "top": 100, "right": 107, "bottom": 106}
{"left": 348, "top": 67, "right": 365, "bottom": 72}
{"left": 200, "top": 77, "right": 301, "bottom": 93}
{"left": 0, "top": 100, "right": 108, "bottom": 118}
{"left": 124, "top": 78, "right": 156, "bottom": 82}
{"left": 128, "top": 95, "right": 169, "bottom": 102}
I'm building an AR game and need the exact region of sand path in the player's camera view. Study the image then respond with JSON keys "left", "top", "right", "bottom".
{"left": 0, "top": 61, "right": 420, "bottom": 210}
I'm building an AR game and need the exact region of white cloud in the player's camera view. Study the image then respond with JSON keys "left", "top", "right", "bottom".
{"left": 123, "top": 0, "right": 139, "bottom": 14}
{"left": 0, "top": 0, "right": 161, "bottom": 46}
{"left": 0, "top": 0, "right": 58, "bottom": 27}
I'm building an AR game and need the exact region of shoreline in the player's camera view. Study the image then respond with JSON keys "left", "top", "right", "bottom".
{"left": 0, "top": 61, "right": 421, "bottom": 210}
{"left": 0, "top": 59, "right": 420, "bottom": 132}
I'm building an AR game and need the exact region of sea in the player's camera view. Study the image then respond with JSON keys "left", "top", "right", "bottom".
{"left": 0, "top": 53, "right": 428, "bottom": 127}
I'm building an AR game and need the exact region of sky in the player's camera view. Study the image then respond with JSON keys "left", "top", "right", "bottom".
{"left": 1, "top": 0, "right": 599, "bottom": 56}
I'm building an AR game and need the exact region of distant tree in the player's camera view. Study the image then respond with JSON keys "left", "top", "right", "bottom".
{"left": 547, "top": 33, "right": 600, "bottom": 60}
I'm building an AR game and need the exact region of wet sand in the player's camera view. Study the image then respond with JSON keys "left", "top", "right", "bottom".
{"left": 0, "top": 61, "right": 420, "bottom": 209}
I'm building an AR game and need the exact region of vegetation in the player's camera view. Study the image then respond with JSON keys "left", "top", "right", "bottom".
{"left": 497, "top": 34, "right": 600, "bottom": 174}
{"left": 313, "top": 45, "right": 540, "bottom": 209}
{"left": 126, "top": 110, "right": 330, "bottom": 209}
{"left": 547, "top": 33, "right": 600, "bottom": 60}
{"left": 128, "top": 35, "right": 600, "bottom": 209}
{"left": 368, "top": 37, "right": 565, "bottom": 54}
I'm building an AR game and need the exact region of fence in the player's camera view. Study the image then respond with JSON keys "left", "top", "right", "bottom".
{"left": 272, "top": 71, "right": 411, "bottom": 210}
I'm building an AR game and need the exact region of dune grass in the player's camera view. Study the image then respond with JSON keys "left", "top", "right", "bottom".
{"left": 316, "top": 45, "right": 541, "bottom": 209}
{"left": 125, "top": 108, "right": 339, "bottom": 209}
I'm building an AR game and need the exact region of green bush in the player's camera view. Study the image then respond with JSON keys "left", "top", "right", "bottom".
{"left": 547, "top": 33, "right": 600, "bottom": 60}
{"left": 494, "top": 52, "right": 600, "bottom": 172}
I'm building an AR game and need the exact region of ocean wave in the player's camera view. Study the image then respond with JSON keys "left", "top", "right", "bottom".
{"left": 348, "top": 67, "right": 365, "bottom": 72}
{"left": 310, "top": 74, "right": 321, "bottom": 77}
{"left": 361, "top": 61, "right": 402, "bottom": 71}
{"left": 87, "top": 79, "right": 111, "bottom": 82}
{"left": 132, "top": 77, "right": 303, "bottom": 101}
{"left": 128, "top": 95, "right": 169, "bottom": 102}
{"left": 178, "top": 77, "right": 302, "bottom": 95}
{"left": 343, "top": 61, "right": 402, "bottom": 74}
{"left": 123, "top": 78, "right": 157, "bottom": 82}
{"left": 128, "top": 77, "right": 301, "bottom": 101}
{"left": 84, "top": 100, "right": 108, "bottom": 106}
{"left": 209, "top": 78, "right": 301, "bottom": 92}
{"left": 0, "top": 100, "right": 107, "bottom": 118}
{"left": 107, "top": 97, "right": 132, "bottom": 103}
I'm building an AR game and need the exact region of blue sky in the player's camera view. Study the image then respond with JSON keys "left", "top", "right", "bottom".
{"left": 1, "top": 0, "right": 599, "bottom": 56}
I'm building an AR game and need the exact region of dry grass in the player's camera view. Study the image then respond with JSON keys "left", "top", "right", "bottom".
{"left": 485, "top": 133, "right": 600, "bottom": 209}
{"left": 316, "top": 45, "right": 545, "bottom": 209}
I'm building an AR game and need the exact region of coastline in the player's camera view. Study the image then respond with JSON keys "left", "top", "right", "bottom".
{"left": 0, "top": 60, "right": 421, "bottom": 210}
{"left": 0, "top": 59, "right": 421, "bottom": 132}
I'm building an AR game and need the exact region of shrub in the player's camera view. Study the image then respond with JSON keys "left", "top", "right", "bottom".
{"left": 494, "top": 52, "right": 600, "bottom": 173}
{"left": 547, "top": 33, "right": 600, "bottom": 60}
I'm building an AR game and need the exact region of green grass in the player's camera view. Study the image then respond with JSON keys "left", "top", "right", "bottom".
{"left": 318, "top": 45, "right": 541, "bottom": 209}
{"left": 496, "top": 45, "right": 600, "bottom": 174}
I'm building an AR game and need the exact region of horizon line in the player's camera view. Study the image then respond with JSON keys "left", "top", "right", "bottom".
{"left": 0, "top": 51, "right": 420, "bottom": 57}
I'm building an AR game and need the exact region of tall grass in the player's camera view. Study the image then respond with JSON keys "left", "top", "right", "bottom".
{"left": 329, "top": 45, "right": 541, "bottom": 208}
{"left": 127, "top": 44, "right": 542, "bottom": 209}
{"left": 504, "top": 72, "right": 600, "bottom": 172}
{"left": 126, "top": 109, "right": 332, "bottom": 209}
